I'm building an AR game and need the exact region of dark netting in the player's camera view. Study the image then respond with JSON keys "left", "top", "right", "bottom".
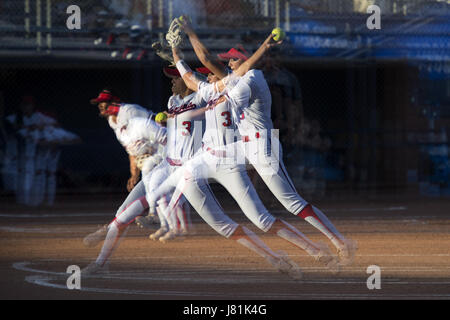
{"left": 0, "top": 0, "right": 449, "bottom": 206}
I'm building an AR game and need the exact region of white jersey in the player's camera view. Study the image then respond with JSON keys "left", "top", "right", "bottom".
{"left": 196, "top": 81, "right": 240, "bottom": 152}
{"left": 120, "top": 117, "right": 167, "bottom": 175}
{"left": 121, "top": 117, "right": 167, "bottom": 157}
{"left": 166, "top": 92, "right": 206, "bottom": 164}
{"left": 108, "top": 103, "right": 153, "bottom": 146}
{"left": 227, "top": 69, "right": 273, "bottom": 137}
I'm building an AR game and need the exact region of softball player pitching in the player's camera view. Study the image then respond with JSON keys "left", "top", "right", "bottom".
{"left": 95, "top": 68, "right": 302, "bottom": 279}
{"left": 146, "top": 33, "right": 339, "bottom": 272}
{"left": 177, "top": 16, "right": 357, "bottom": 266}
{"left": 139, "top": 66, "right": 204, "bottom": 242}
{"left": 82, "top": 91, "right": 168, "bottom": 274}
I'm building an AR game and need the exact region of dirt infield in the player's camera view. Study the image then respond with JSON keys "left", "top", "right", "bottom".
{"left": 0, "top": 195, "right": 449, "bottom": 300}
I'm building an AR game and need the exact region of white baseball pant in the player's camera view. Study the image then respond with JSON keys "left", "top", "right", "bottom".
{"left": 147, "top": 149, "right": 275, "bottom": 236}
{"left": 243, "top": 133, "right": 347, "bottom": 249}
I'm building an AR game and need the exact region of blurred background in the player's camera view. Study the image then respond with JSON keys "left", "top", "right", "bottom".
{"left": 0, "top": 0, "right": 449, "bottom": 207}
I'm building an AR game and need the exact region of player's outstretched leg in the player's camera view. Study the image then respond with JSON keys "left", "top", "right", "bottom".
{"left": 251, "top": 141, "right": 357, "bottom": 265}
{"left": 83, "top": 184, "right": 147, "bottom": 247}
{"left": 83, "top": 224, "right": 108, "bottom": 248}
{"left": 82, "top": 196, "right": 149, "bottom": 275}
{"left": 216, "top": 169, "right": 339, "bottom": 272}
{"left": 116, "top": 180, "right": 146, "bottom": 215}
{"left": 298, "top": 205, "right": 358, "bottom": 266}
{"left": 268, "top": 219, "right": 340, "bottom": 272}
{"left": 168, "top": 176, "right": 303, "bottom": 280}
{"left": 229, "top": 225, "right": 303, "bottom": 280}
{"left": 82, "top": 221, "right": 127, "bottom": 276}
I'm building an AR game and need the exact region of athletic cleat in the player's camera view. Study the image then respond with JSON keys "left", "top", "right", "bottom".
{"left": 81, "top": 262, "right": 109, "bottom": 277}
{"left": 83, "top": 225, "right": 108, "bottom": 247}
{"left": 135, "top": 214, "right": 159, "bottom": 229}
{"left": 337, "top": 239, "right": 358, "bottom": 266}
{"left": 179, "top": 228, "right": 190, "bottom": 237}
{"left": 270, "top": 251, "right": 303, "bottom": 280}
{"left": 314, "top": 242, "right": 340, "bottom": 274}
{"left": 158, "top": 230, "right": 180, "bottom": 243}
{"left": 149, "top": 227, "right": 168, "bottom": 241}
{"left": 149, "top": 214, "right": 160, "bottom": 224}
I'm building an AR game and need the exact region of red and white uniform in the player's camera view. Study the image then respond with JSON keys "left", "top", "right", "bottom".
{"left": 198, "top": 82, "right": 240, "bottom": 154}
{"left": 107, "top": 103, "right": 155, "bottom": 215}
{"left": 227, "top": 69, "right": 348, "bottom": 251}
{"left": 93, "top": 104, "right": 172, "bottom": 267}
{"left": 121, "top": 117, "right": 167, "bottom": 175}
{"left": 148, "top": 78, "right": 275, "bottom": 236}
{"left": 108, "top": 103, "right": 153, "bottom": 146}
{"left": 143, "top": 92, "right": 205, "bottom": 233}
{"left": 165, "top": 93, "right": 205, "bottom": 163}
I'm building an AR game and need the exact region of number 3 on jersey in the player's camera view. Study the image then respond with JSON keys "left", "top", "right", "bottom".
{"left": 221, "top": 111, "right": 232, "bottom": 127}
{"left": 181, "top": 121, "right": 192, "bottom": 136}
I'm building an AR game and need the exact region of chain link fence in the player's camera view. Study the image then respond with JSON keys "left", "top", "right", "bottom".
{"left": 0, "top": 0, "right": 449, "bottom": 206}
{"left": 1, "top": 1, "right": 448, "bottom": 53}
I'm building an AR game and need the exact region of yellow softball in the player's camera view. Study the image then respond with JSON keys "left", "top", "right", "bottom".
{"left": 155, "top": 112, "right": 168, "bottom": 123}
{"left": 271, "top": 27, "right": 286, "bottom": 41}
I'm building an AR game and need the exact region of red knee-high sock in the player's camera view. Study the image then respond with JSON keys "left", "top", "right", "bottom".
{"left": 297, "top": 204, "right": 345, "bottom": 249}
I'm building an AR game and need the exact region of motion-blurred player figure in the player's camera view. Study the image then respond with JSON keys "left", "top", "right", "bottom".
{"left": 82, "top": 91, "right": 168, "bottom": 275}
{"left": 83, "top": 89, "right": 159, "bottom": 246}
{"left": 146, "top": 27, "right": 338, "bottom": 271}
{"left": 178, "top": 17, "right": 357, "bottom": 266}
{"left": 139, "top": 66, "right": 203, "bottom": 241}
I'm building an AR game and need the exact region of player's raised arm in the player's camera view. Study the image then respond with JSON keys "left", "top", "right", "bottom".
{"left": 178, "top": 16, "right": 228, "bottom": 80}
{"left": 171, "top": 46, "right": 200, "bottom": 92}
{"left": 213, "top": 32, "right": 282, "bottom": 93}
{"left": 234, "top": 32, "right": 282, "bottom": 77}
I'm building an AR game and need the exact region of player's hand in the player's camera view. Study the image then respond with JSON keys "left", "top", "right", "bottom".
{"left": 127, "top": 175, "right": 140, "bottom": 192}
{"left": 264, "top": 33, "right": 283, "bottom": 49}
{"left": 177, "top": 15, "right": 194, "bottom": 36}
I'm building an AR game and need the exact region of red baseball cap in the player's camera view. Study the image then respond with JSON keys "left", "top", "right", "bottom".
{"left": 218, "top": 47, "right": 248, "bottom": 61}
{"left": 163, "top": 67, "right": 181, "bottom": 78}
{"left": 90, "top": 90, "right": 120, "bottom": 105}
{"left": 195, "top": 67, "right": 212, "bottom": 75}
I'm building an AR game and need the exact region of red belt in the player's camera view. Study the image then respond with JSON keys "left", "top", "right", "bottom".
{"left": 205, "top": 147, "right": 227, "bottom": 157}
{"left": 242, "top": 132, "right": 261, "bottom": 142}
{"left": 166, "top": 157, "right": 183, "bottom": 166}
